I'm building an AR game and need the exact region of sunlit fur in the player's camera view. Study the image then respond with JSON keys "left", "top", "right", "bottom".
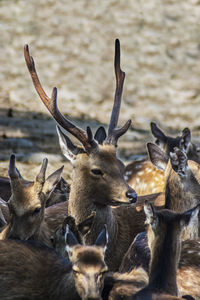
{"left": 0, "top": 163, "right": 63, "bottom": 246}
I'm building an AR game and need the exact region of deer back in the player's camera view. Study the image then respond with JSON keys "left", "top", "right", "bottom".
{"left": 125, "top": 124, "right": 200, "bottom": 196}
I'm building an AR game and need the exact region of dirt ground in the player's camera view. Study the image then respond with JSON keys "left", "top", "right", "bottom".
{"left": 1, "top": 0, "right": 200, "bottom": 181}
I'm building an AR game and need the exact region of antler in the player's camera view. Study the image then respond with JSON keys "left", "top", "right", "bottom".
{"left": 105, "top": 39, "right": 131, "bottom": 146}
{"left": 24, "top": 45, "right": 97, "bottom": 152}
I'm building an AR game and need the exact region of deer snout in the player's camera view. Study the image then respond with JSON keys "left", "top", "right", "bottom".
{"left": 126, "top": 189, "right": 137, "bottom": 203}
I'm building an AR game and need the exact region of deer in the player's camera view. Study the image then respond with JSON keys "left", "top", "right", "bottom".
{"left": 147, "top": 142, "right": 200, "bottom": 239}
{"left": 0, "top": 154, "right": 63, "bottom": 246}
{"left": 24, "top": 39, "right": 166, "bottom": 271}
{"left": 108, "top": 203, "right": 199, "bottom": 300}
{"left": 119, "top": 222, "right": 200, "bottom": 297}
{"left": 51, "top": 214, "right": 149, "bottom": 300}
{"left": 0, "top": 225, "right": 109, "bottom": 300}
{"left": 0, "top": 172, "right": 70, "bottom": 207}
{"left": 125, "top": 122, "right": 200, "bottom": 196}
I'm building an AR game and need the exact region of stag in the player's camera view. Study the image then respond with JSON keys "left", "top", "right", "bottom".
{"left": 24, "top": 39, "right": 161, "bottom": 271}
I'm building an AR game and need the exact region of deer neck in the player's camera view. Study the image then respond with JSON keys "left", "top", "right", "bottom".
{"left": 33, "top": 220, "right": 52, "bottom": 247}
{"left": 165, "top": 169, "right": 199, "bottom": 240}
{"left": 148, "top": 227, "right": 180, "bottom": 296}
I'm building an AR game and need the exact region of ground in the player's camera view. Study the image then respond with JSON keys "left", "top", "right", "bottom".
{"left": 1, "top": 0, "right": 200, "bottom": 181}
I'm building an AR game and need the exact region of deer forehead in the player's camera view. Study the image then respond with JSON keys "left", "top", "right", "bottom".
{"left": 10, "top": 184, "right": 42, "bottom": 216}
{"left": 10, "top": 200, "right": 41, "bottom": 217}
{"left": 70, "top": 246, "right": 105, "bottom": 265}
{"left": 75, "top": 145, "right": 121, "bottom": 171}
{"left": 74, "top": 263, "right": 106, "bottom": 275}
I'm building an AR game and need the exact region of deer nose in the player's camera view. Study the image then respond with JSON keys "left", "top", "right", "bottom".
{"left": 126, "top": 190, "right": 137, "bottom": 203}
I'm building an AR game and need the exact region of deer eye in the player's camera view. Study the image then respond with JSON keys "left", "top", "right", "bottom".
{"left": 73, "top": 270, "right": 80, "bottom": 276}
{"left": 32, "top": 207, "right": 41, "bottom": 216}
{"left": 91, "top": 168, "right": 103, "bottom": 176}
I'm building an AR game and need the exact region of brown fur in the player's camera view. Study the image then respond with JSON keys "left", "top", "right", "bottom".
{"left": 0, "top": 238, "right": 108, "bottom": 300}
{"left": 0, "top": 175, "right": 69, "bottom": 206}
{"left": 0, "top": 159, "right": 63, "bottom": 246}
{"left": 57, "top": 143, "right": 145, "bottom": 272}
{"left": 109, "top": 207, "right": 198, "bottom": 299}
{"left": 125, "top": 124, "right": 200, "bottom": 197}
{"left": 118, "top": 233, "right": 200, "bottom": 298}
{"left": 125, "top": 160, "right": 165, "bottom": 196}
{"left": 147, "top": 144, "right": 200, "bottom": 240}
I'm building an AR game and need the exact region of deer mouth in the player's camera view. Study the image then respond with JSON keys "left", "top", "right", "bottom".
{"left": 109, "top": 199, "right": 135, "bottom": 206}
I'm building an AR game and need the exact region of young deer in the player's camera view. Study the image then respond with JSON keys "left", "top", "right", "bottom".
{"left": 110, "top": 203, "right": 199, "bottom": 300}
{"left": 0, "top": 226, "right": 108, "bottom": 300}
{"left": 24, "top": 39, "right": 159, "bottom": 271}
{"left": 0, "top": 173, "right": 69, "bottom": 206}
{"left": 147, "top": 143, "right": 200, "bottom": 240}
{"left": 119, "top": 223, "right": 200, "bottom": 297}
{"left": 125, "top": 123, "right": 200, "bottom": 196}
{"left": 0, "top": 154, "right": 63, "bottom": 246}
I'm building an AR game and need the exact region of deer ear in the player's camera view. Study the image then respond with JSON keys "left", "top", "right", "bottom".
{"left": 144, "top": 202, "right": 157, "bottom": 227}
{"left": 95, "top": 225, "right": 108, "bottom": 254}
{"left": 150, "top": 122, "right": 167, "bottom": 146}
{"left": 56, "top": 126, "right": 84, "bottom": 163}
{"left": 8, "top": 154, "right": 20, "bottom": 180}
{"left": 147, "top": 143, "right": 168, "bottom": 171}
{"left": 65, "top": 225, "right": 79, "bottom": 258}
{"left": 179, "top": 128, "right": 191, "bottom": 153}
{"left": 181, "top": 204, "right": 199, "bottom": 228}
{"left": 42, "top": 166, "right": 64, "bottom": 198}
{"left": 0, "top": 208, "right": 7, "bottom": 228}
{"left": 94, "top": 126, "right": 107, "bottom": 144}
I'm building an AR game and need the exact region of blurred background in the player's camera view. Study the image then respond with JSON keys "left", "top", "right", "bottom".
{"left": 1, "top": 0, "right": 200, "bottom": 181}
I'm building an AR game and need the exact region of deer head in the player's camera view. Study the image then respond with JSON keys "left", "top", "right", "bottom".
{"left": 151, "top": 122, "right": 200, "bottom": 163}
{"left": 24, "top": 39, "right": 137, "bottom": 213}
{"left": 66, "top": 225, "right": 108, "bottom": 300}
{"left": 6, "top": 154, "right": 63, "bottom": 240}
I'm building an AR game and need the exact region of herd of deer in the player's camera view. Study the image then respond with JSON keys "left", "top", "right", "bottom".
{"left": 0, "top": 39, "right": 199, "bottom": 299}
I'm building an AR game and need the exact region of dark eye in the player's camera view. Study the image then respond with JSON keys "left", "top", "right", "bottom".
{"left": 73, "top": 270, "right": 80, "bottom": 276}
{"left": 196, "top": 147, "right": 200, "bottom": 153}
{"left": 91, "top": 169, "right": 103, "bottom": 176}
{"left": 32, "top": 207, "right": 41, "bottom": 216}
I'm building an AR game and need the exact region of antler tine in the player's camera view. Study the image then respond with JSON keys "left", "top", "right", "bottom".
{"left": 106, "top": 39, "right": 131, "bottom": 146}
{"left": 24, "top": 44, "right": 91, "bottom": 149}
{"left": 108, "top": 39, "right": 125, "bottom": 136}
{"left": 106, "top": 119, "right": 132, "bottom": 146}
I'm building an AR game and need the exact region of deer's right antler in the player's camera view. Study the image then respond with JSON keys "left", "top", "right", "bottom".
{"left": 24, "top": 45, "right": 97, "bottom": 152}
{"left": 105, "top": 39, "right": 131, "bottom": 146}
